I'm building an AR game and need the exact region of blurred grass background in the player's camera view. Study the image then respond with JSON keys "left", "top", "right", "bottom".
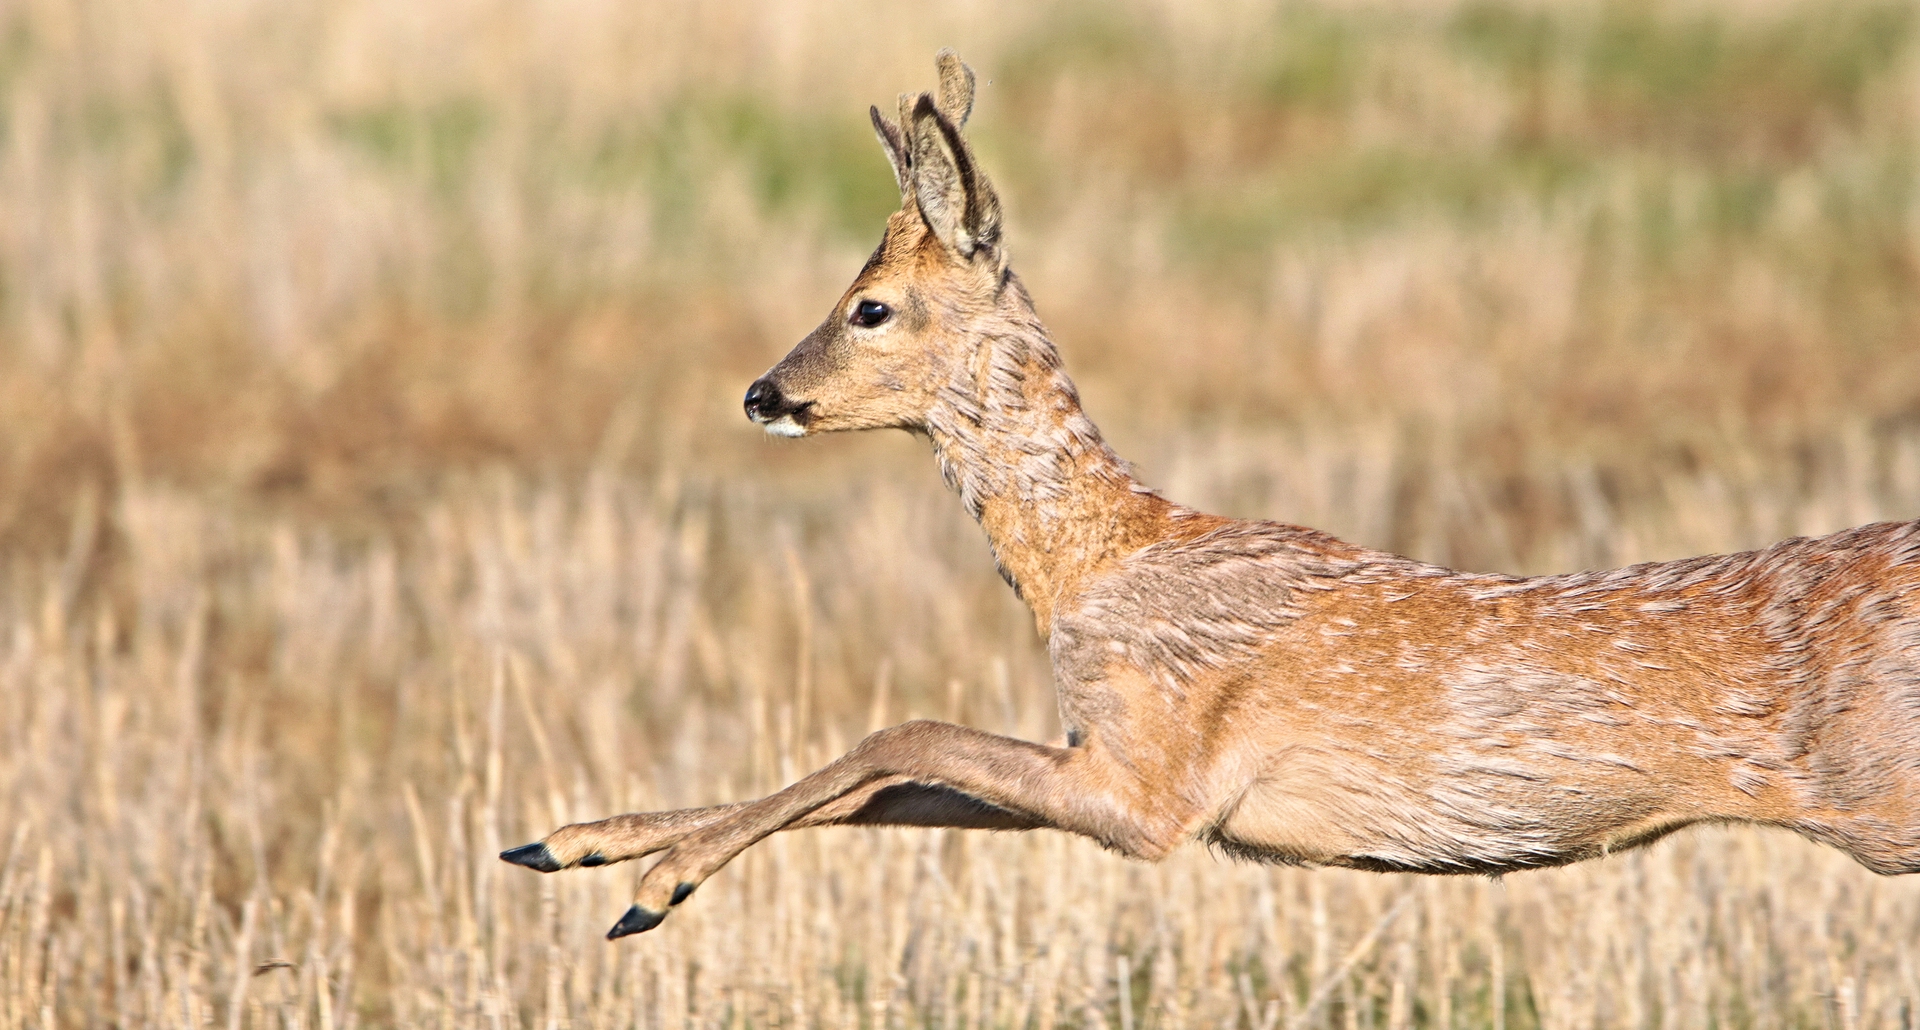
{"left": 2, "top": 0, "right": 1919, "bottom": 1025}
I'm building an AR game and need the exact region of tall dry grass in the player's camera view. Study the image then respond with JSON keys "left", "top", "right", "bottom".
{"left": 1, "top": 0, "right": 1919, "bottom": 1025}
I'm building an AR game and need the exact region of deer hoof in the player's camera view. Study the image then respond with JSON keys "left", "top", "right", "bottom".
{"left": 607, "top": 905, "right": 666, "bottom": 939}
{"left": 499, "top": 843, "right": 562, "bottom": 873}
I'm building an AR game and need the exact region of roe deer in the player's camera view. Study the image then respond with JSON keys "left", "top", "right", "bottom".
{"left": 503, "top": 51, "right": 1920, "bottom": 939}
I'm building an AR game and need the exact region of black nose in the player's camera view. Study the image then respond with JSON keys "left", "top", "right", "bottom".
{"left": 743, "top": 378, "right": 784, "bottom": 421}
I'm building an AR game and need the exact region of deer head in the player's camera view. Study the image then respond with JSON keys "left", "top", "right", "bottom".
{"left": 743, "top": 50, "right": 1010, "bottom": 438}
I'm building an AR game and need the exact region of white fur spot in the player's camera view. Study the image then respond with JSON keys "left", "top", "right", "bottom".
{"left": 764, "top": 416, "right": 808, "bottom": 438}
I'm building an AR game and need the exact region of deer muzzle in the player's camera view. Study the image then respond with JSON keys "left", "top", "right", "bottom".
{"left": 744, "top": 376, "right": 813, "bottom": 437}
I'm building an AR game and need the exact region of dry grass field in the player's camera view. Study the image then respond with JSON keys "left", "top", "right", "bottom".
{"left": 3, "top": 0, "right": 1920, "bottom": 1025}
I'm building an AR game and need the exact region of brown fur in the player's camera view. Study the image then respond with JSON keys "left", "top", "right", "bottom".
{"left": 504, "top": 54, "right": 1920, "bottom": 938}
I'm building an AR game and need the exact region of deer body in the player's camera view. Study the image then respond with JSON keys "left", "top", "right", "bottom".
{"left": 503, "top": 53, "right": 1920, "bottom": 939}
{"left": 1131, "top": 520, "right": 1920, "bottom": 876}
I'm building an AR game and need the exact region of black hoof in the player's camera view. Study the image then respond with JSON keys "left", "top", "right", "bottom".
{"left": 499, "top": 843, "right": 562, "bottom": 873}
{"left": 670, "top": 882, "right": 696, "bottom": 906}
{"left": 578, "top": 852, "right": 608, "bottom": 867}
{"left": 607, "top": 905, "right": 666, "bottom": 939}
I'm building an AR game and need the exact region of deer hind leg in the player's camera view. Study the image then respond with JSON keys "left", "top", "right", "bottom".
{"left": 1789, "top": 656, "right": 1920, "bottom": 876}
{"left": 1792, "top": 811, "right": 1920, "bottom": 876}
{"left": 1793, "top": 777, "right": 1920, "bottom": 876}
{"left": 501, "top": 777, "right": 1043, "bottom": 873}
{"left": 605, "top": 719, "right": 1196, "bottom": 938}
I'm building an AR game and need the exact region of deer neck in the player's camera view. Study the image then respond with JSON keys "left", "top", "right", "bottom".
{"left": 923, "top": 316, "right": 1173, "bottom": 633}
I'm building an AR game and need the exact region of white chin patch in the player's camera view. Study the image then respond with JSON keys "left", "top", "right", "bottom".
{"left": 764, "top": 416, "right": 808, "bottom": 438}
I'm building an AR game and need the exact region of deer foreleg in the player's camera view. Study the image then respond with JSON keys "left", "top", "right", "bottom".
{"left": 605, "top": 719, "right": 1196, "bottom": 937}
{"left": 501, "top": 803, "right": 756, "bottom": 872}
{"left": 501, "top": 777, "right": 1043, "bottom": 873}
{"left": 817, "top": 778, "right": 1048, "bottom": 830}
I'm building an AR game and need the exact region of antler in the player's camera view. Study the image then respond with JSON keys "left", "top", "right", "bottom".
{"left": 871, "top": 50, "right": 981, "bottom": 207}
{"left": 934, "top": 48, "right": 975, "bottom": 128}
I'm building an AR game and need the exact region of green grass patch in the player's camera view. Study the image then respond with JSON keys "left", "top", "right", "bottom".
{"left": 585, "top": 92, "right": 899, "bottom": 243}
{"left": 329, "top": 97, "right": 491, "bottom": 195}
{"left": 1453, "top": 0, "right": 1914, "bottom": 159}
{"left": 1257, "top": 5, "right": 1369, "bottom": 111}
{"left": 1171, "top": 144, "right": 1594, "bottom": 267}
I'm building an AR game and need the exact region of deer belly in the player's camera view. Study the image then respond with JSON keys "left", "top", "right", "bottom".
{"left": 1210, "top": 769, "right": 1629, "bottom": 874}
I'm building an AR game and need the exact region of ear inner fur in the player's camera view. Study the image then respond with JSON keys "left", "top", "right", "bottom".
{"left": 907, "top": 93, "right": 1001, "bottom": 258}
{"left": 928, "top": 96, "right": 1000, "bottom": 253}
{"left": 906, "top": 95, "right": 968, "bottom": 255}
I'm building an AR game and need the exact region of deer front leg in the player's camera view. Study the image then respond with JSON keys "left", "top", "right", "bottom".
{"left": 606, "top": 719, "right": 1198, "bottom": 938}
{"left": 501, "top": 778, "right": 1043, "bottom": 873}
{"left": 500, "top": 803, "right": 757, "bottom": 872}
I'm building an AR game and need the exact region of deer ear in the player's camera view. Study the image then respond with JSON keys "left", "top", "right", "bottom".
{"left": 870, "top": 105, "right": 909, "bottom": 201}
{"left": 906, "top": 92, "right": 1002, "bottom": 260}
{"left": 934, "top": 48, "right": 975, "bottom": 128}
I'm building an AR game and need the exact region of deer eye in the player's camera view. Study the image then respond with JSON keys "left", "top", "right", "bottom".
{"left": 851, "top": 300, "right": 891, "bottom": 328}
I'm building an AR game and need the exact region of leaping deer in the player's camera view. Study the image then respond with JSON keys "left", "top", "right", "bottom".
{"left": 503, "top": 51, "right": 1920, "bottom": 939}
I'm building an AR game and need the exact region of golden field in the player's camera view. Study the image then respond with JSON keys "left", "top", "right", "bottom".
{"left": 2, "top": 0, "right": 1920, "bottom": 1025}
